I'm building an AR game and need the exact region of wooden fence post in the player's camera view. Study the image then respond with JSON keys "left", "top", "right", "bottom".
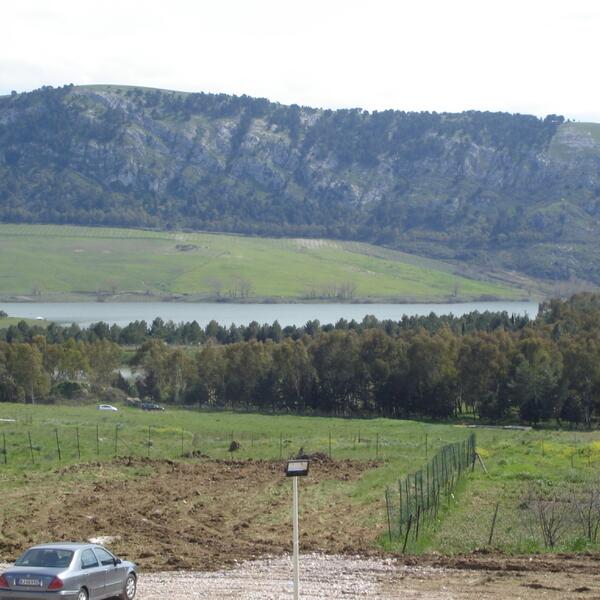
{"left": 414, "top": 504, "right": 421, "bottom": 541}
{"left": 385, "top": 488, "right": 393, "bottom": 542}
{"left": 488, "top": 502, "right": 500, "bottom": 546}
{"left": 28, "top": 432, "right": 35, "bottom": 464}
{"left": 402, "top": 514, "right": 413, "bottom": 553}
{"left": 55, "top": 429, "right": 61, "bottom": 462}
{"left": 426, "top": 462, "right": 430, "bottom": 511}
{"left": 398, "top": 479, "right": 403, "bottom": 528}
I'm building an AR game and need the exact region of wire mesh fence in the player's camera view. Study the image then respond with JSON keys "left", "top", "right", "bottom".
{"left": 0, "top": 425, "right": 269, "bottom": 465}
{"left": 385, "top": 433, "right": 476, "bottom": 549}
{"left": 0, "top": 422, "right": 447, "bottom": 467}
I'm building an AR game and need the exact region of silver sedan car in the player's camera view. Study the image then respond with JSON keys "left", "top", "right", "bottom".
{"left": 0, "top": 543, "right": 137, "bottom": 600}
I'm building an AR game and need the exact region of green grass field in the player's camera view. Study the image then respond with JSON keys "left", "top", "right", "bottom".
{"left": 0, "top": 317, "right": 50, "bottom": 329}
{"left": 1, "top": 402, "right": 599, "bottom": 555}
{"left": 0, "top": 223, "right": 526, "bottom": 301}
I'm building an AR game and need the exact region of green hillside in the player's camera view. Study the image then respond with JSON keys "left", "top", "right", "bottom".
{"left": 0, "top": 224, "right": 527, "bottom": 302}
{"left": 3, "top": 85, "right": 600, "bottom": 285}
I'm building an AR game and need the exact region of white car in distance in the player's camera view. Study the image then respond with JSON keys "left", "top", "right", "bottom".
{"left": 97, "top": 404, "right": 118, "bottom": 411}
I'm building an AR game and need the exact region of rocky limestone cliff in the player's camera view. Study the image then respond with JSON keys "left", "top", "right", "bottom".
{"left": 1, "top": 84, "right": 600, "bottom": 283}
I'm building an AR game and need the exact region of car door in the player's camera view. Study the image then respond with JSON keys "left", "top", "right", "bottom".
{"left": 80, "top": 548, "right": 106, "bottom": 599}
{"left": 93, "top": 547, "right": 125, "bottom": 597}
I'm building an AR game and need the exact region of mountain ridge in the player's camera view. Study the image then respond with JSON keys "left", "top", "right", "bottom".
{"left": 1, "top": 84, "right": 600, "bottom": 286}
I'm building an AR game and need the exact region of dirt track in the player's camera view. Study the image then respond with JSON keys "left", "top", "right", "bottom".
{"left": 133, "top": 553, "right": 600, "bottom": 599}
{"left": 4, "top": 554, "right": 600, "bottom": 599}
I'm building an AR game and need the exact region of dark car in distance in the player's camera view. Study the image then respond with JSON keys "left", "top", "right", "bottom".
{"left": 0, "top": 543, "right": 136, "bottom": 600}
{"left": 140, "top": 402, "right": 164, "bottom": 411}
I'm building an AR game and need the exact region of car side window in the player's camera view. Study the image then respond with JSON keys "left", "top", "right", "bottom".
{"left": 81, "top": 549, "right": 99, "bottom": 569}
{"left": 94, "top": 547, "right": 116, "bottom": 566}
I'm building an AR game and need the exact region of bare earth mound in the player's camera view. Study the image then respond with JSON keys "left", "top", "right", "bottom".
{"left": 0, "top": 458, "right": 379, "bottom": 570}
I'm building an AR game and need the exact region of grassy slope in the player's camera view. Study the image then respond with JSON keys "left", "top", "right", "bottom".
{"left": 0, "top": 224, "right": 525, "bottom": 301}
{"left": 0, "top": 317, "right": 49, "bottom": 329}
{"left": 427, "top": 428, "right": 600, "bottom": 554}
{"left": 1, "top": 404, "right": 600, "bottom": 555}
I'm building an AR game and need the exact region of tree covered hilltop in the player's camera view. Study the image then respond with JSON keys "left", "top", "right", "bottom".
{"left": 1, "top": 85, "right": 600, "bottom": 284}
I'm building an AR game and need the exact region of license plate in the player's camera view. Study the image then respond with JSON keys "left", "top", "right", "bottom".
{"left": 18, "top": 578, "right": 41, "bottom": 586}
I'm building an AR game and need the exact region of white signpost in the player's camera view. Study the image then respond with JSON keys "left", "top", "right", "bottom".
{"left": 285, "top": 459, "right": 310, "bottom": 600}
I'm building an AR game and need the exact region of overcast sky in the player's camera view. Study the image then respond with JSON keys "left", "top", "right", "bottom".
{"left": 2, "top": 0, "right": 600, "bottom": 121}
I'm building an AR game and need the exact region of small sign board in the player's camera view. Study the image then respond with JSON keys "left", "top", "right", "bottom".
{"left": 285, "top": 459, "right": 310, "bottom": 477}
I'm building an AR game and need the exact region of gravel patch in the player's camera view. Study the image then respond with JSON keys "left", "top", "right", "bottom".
{"left": 5, "top": 554, "right": 594, "bottom": 599}
{"left": 1, "top": 556, "right": 445, "bottom": 599}
{"left": 136, "top": 554, "right": 451, "bottom": 599}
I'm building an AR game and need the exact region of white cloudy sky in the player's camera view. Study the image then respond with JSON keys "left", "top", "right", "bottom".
{"left": 2, "top": 0, "right": 600, "bottom": 120}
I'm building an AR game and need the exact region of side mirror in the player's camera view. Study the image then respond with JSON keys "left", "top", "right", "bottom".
{"left": 114, "top": 558, "right": 122, "bottom": 566}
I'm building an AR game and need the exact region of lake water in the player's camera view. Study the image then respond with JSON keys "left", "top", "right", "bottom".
{"left": 0, "top": 301, "right": 540, "bottom": 328}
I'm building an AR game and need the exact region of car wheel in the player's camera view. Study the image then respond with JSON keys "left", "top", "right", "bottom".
{"left": 77, "top": 589, "right": 89, "bottom": 600}
{"left": 120, "top": 573, "right": 137, "bottom": 600}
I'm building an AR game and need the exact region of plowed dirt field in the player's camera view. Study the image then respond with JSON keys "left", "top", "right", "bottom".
{"left": 0, "top": 457, "right": 379, "bottom": 570}
{"left": 3, "top": 458, "right": 600, "bottom": 598}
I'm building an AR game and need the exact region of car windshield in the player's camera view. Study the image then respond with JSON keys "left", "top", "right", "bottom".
{"left": 15, "top": 548, "right": 74, "bottom": 568}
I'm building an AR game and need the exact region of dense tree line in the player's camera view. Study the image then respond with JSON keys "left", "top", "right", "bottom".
{"left": 0, "top": 310, "right": 530, "bottom": 346}
{"left": 2, "top": 294, "right": 600, "bottom": 426}
{"left": 0, "top": 337, "right": 120, "bottom": 403}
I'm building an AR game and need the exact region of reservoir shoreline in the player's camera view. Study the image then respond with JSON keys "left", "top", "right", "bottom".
{"left": 0, "top": 300, "right": 540, "bottom": 329}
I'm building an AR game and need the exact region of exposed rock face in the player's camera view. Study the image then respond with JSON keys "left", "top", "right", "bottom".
{"left": 1, "top": 85, "right": 600, "bottom": 283}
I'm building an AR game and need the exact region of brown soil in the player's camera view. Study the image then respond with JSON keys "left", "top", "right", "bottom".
{"left": 3, "top": 457, "right": 600, "bottom": 598}
{"left": 411, "top": 552, "right": 600, "bottom": 575}
{"left": 382, "top": 556, "right": 600, "bottom": 599}
{"left": 0, "top": 457, "right": 379, "bottom": 571}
